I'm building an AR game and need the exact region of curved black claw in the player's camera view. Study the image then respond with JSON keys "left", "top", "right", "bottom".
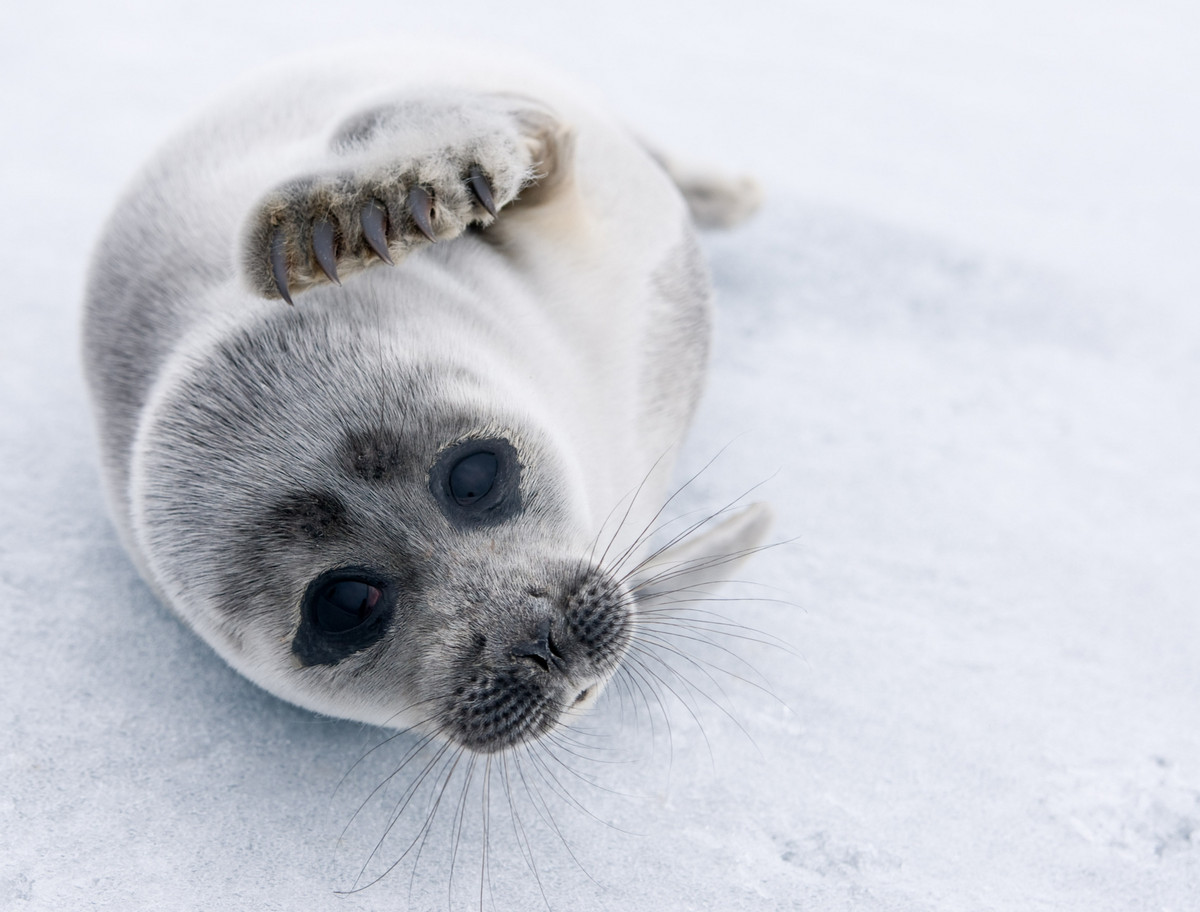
{"left": 467, "top": 165, "right": 497, "bottom": 217}
{"left": 407, "top": 185, "right": 436, "bottom": 242}
{"left": 361, "top": 200, "right": 393, "bottom": 265}
{"left": 311, "top": 217, "right": 341, "bottom": 285}
{"left": 269, "top": 229, "right": 293, "bottom": 305}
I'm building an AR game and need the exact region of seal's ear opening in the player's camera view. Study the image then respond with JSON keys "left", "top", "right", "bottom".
{"left": 629, "top": 502, "right": 774, "bottom": 600}
{"left": 429, "top": 437, "right": 522, "bottom": 526}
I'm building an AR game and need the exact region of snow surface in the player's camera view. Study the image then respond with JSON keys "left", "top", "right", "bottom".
{"left": 2, "top": 1, "right": 1198, "bottom": 910}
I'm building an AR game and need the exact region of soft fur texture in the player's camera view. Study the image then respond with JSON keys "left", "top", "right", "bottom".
{"left": 82, "top": 46, "right": 767, "bottom": 747}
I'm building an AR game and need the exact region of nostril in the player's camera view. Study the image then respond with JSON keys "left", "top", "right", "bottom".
{"left": 513, "top": 649, "right": 551, "bottom": 673}
{"left": 510, "top": 618, "right": 565, "bottom": 674}
{"left": 573, "top": 687, "right": 591, "bottom": 705}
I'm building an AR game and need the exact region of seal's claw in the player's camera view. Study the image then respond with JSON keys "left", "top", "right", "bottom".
{"left": 361, "top": 200, "right": 393, "bottom": 265}
{"left": 407, "top": 186, "right": 436, "bottom": 242}
{"left": 269, "top": 229, "right": 293, "bottom": 305}
{"left": 311, "top": 217, "right": 341, "bottom": 285}
{"left": 243, "top": 97, "right": 568, "bottom": 300}
{"left": 467, "top": 165, "right": 497, "bottom": 217}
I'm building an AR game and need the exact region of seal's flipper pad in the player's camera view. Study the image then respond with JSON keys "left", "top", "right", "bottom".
{"left": 239, "top": 93, "right": 572, "bottom": 302}
{"left": 630, "top": 502, "right": 774, "bottom": 601}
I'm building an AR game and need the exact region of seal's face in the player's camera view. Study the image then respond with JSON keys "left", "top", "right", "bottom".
{"left": 133, "top": 306, "right": 634, "bottom": 751}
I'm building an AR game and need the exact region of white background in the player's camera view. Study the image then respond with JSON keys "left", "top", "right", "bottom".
{"left": 1, "top": 1, "right": 1197, "bottom": 909}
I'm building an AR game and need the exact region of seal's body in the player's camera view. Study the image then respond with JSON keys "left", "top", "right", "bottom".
{"left": 83, "top": 46, "right": 767, "bottom": 750}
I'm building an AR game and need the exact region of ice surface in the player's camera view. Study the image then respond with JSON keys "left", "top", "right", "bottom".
{"left": 2, "top": 2, "right": 1198, "bottom": 910}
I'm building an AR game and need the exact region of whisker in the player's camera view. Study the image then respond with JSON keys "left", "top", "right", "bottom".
{"left": 612, "top": 471, "right": 778, "bottom": 584}
{"left": 590, "top": 445, "right": 677, "bottom": 573}
{"left": 602, "top": 444, "right": 745, "bottom": 581}
{"left": 501, "top": 752, "right": 552, "bottom": 911}
{"left": 401, "top": 746, "right": 466, "bottom": 902}
{"left": 625, "top": 531, "right": 794, "bottom": 594}
{"left": 628, "top": 642, "right": 762, "bottom": 759}
{"left": 618, "top": 657, "right": 678, "bottom": 777}
{"left": 338, "top": 727, "right": 443, "bottom": 845}
{"left": 336, "top": 740, "right": 458, "bottom": 893}
{"left": 513, "top": 749, "right": 600, "bottom": 886}
{"left": 447, "top": 754, "right": 480, "bottom": 909}
{"left": 623, "top": 644, "right": 721, "bottom": 769}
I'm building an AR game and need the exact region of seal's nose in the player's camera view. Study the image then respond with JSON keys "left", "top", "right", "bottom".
{"left": 509, "top": 618, "right": 566, "bottom": 673}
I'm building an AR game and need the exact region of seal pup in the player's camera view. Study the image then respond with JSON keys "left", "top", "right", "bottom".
{"left": 82, "top": 44, "right": 770, "bottom": 754}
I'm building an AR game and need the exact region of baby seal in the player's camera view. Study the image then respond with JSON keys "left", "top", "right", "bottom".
{"left": 82, "top": 44, "right": 769, "bottom": 753}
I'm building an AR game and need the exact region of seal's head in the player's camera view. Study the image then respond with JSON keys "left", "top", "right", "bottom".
{"left": 132, "top": 301, "right": 638, "bottom": 751}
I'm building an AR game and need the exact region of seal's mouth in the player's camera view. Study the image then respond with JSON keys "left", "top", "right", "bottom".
{"left": 438, "top": 566, "right": 632, "bottom": 754}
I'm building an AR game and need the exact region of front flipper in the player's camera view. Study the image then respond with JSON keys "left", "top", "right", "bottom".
{"left": 240, "top": 95, "right": 570, "bottom": 303}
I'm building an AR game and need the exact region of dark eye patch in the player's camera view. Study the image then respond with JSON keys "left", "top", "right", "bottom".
{"left": 293, "top": 568, "right": 394, "bottom": 666}
{"left": 430, "top": 438, "right": 521, "bottom": 525}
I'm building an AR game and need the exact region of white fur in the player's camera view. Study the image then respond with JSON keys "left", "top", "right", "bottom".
{"left": 82, "top": 43, "right": 766, "bottom": 736}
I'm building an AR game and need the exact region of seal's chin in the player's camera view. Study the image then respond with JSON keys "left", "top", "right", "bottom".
{"left": 437, "top": 566, "right": 633, "bottom": 754}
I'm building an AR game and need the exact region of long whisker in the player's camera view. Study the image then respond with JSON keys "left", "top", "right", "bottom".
{"left": 590, "top": 445, "right": 677, "bottom": 573}
{"left": 603, "top": 442, "right": 749, "bottom": 578}
{"left": 517, "top": 748, "right": 603, "bottom": 886}
{"left": 400, "top": 746, "right": 467, "bottom": 901}
{"left": 501, "top": 752, "right": 552, "bottom": 911}
{"left": 337, "top": 727, "right": 442, "bottom": 844}
{"left": 447, "top": 753, "right": 480, "bottom": 908}
{"left": 512, "top": 748, "right": 600, "bottom": 886}
{"left": 615, "top": 478, "right": 780, "bottom": 585}
{"left": 336, "top": 739, "right": 457, "bottom": 893}
{"left": 627, "top": 535, "right": 794, "bottom": 595}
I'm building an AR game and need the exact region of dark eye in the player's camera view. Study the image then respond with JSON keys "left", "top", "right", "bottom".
{"left": 293, "top": 569, "right": 394, "bottom": 666}
{"left": 430, "top": 437, "right": 521, "bottom": 525}
{"left": 313, "top": 579, "right": 383, "bottom": 633}
{"left": 450, "top": 452, "right": 498, "bottom": 505}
